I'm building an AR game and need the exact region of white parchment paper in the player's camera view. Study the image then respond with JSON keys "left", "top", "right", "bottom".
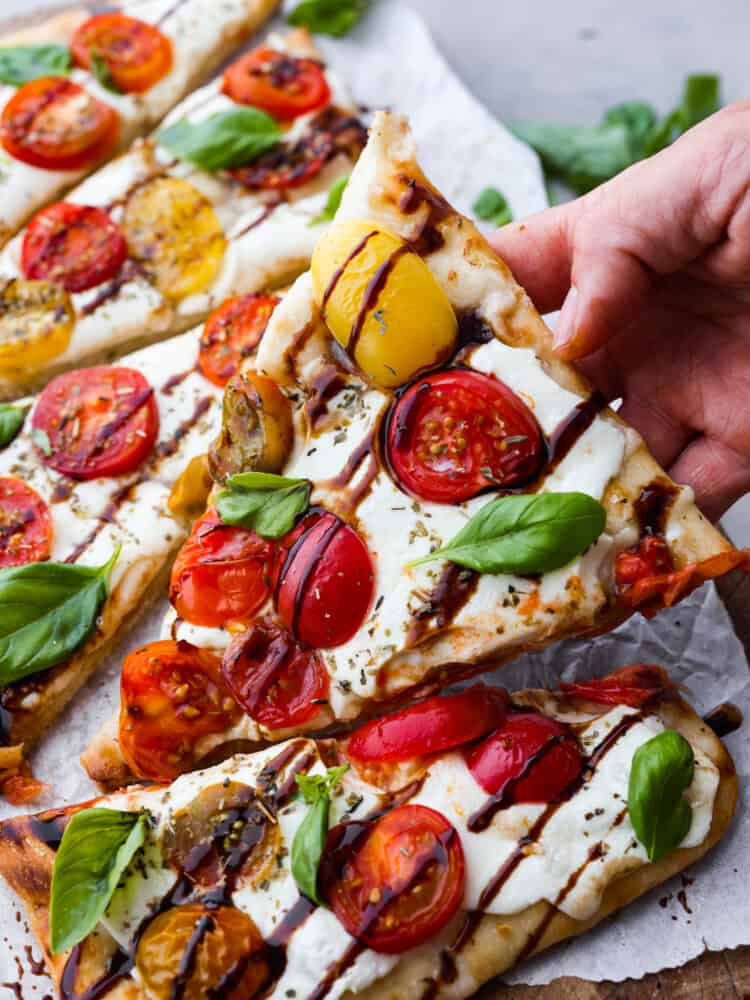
{"left": 1, "top": 2, "right": 749, "bottom": 995}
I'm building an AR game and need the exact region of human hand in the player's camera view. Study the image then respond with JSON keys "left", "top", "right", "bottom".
{"left": 489, "top": 102, "right": 750, "bottom": 521}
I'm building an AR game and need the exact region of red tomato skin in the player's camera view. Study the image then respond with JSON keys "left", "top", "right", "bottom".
{"left": 198, "top": 293, "right": 279, "bottom": 388}
{"left": 169, "top": 510, "right": 275, "bottom": 629}
{"left": 221, "top": 618, "right": 329, "bottom": 730}
{"left": 222, "top": 47, "right": 330, "bottom": 121}
{"left": 32, "top": 366, "right": 159, "bottom": 480}
{"left": 559, "top": 664, "right": 672, "bottom": 708}
{"left": 0, "top": 476, "right": 53, "bottom": 567}
{"left": 22, "top": 202, "right": 127, "bottom": 293}
{"left": 1, "top": 77, "right": 118, "bottom": 171}
{"left": 276, "top": 511, "right": 374, "bottom": 649}
{"left": 465, "top": 712, "right": 583, "bottom": 803}
{"left": 71, "top": 14, "right": 173, "bottom": 94}
{"left": 346, "top": 685, "right": 509, "bottom": 764}
{"left": 385, "top": 369, "right": 545, "bottom": 504}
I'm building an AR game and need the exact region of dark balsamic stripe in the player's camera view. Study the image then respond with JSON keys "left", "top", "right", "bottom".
{"left": 347, "top": 245, "right": 409, "bottom": 357}
{"left": 230, "top": 200, "right": 283, "bottom": 241}
{"left": 320, "top": 230, "right": 378, "bottom": 312}
{"left": 170, "top": 914, "right": 214, "bottom": 1000}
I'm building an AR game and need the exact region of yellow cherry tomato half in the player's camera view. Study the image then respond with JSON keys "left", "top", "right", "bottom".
{"left": 122, "top": 177, "right": 226, "bottom": 300}
{"left": 311, "top": 219, "right": 458, "bottom": 388}
{"left": 0, "top": 278, "right": 74, "bottom": 378}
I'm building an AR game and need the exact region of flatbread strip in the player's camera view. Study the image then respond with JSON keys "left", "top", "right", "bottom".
{"left": 0, "top": 0, "right": 280, "bottom": 249}
{"left": 0, "top": 686, "right": 737, "bottom": 1000}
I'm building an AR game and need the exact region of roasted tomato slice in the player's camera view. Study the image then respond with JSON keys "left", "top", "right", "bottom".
{"left": 0, "top": 477, "right": 52, "bottom": 568}
{"left": 560, "top": 664, "right": 671, "bottom": 708}
{"left": 465, "top": 711, "right": 583, "bottom": 803}
{"left": 22, "top": 202, "right": 127, "bottom": 293}
{"left": 1, "top": 77, "right": 118, "bottom": 171}
{"left": 321, "top": 804, "right": 465, "bottom": 954}
{"left": 275, "top": 510, "right": 374, "bottom": 649}
{"left": 72, "top": 13, "right": 173, "bottom": 94}
{"left": 169, "top": 509, "right": 276, "bottom": 629}
{"left": 346, "top": 685, "right": 508, "bottom": 765}
{"left": 386, "top": 369, "right": 544, "bottom": 503}
{"left": 616, "top": 534, "right": 673, "bottom": 593}
{"left": 136, "top": 903, "right": 270, "bottom": 1000}
{"left": 198, "top": 294, "right": 279, "bottom": 388}
{"left": 222, "top": 46, "right": 330, "bottom": 120}
{"left": 0, "top": 279, "right": 74, "bottom": 378}
{"left": 32, "top": 366, "right": 159, "bottom": 479}
{"left": 222, "top": 619, "right": 329, "bottom": 730}
{"left": 119, "top": 640, "right": 240, "bottom": 782}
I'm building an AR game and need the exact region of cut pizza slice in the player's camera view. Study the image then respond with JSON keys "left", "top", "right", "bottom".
{"left": 0, "top": 0, "right": 281, "bottom": 248}
{"left": 0, "top": 28, "right": 366, "bottom": 398}
{"left": 0, "top": 669, "right": 738, "bottom": 999}
{"left": 83, "top": 110, "right": 749, "bottom": 790}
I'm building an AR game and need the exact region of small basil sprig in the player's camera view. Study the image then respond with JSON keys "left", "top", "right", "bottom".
{"left": 90, "top": 52, "right": 122, "bottom": 95}
{"left": 0, "top": 546, "right": 120, "bottom": 687}
{"left": 408, "top": 492, "right": 606, "bottom": 574}
{"left": 50, "top": 808, "right": 147, "bottom": 954}
{"left": 628, "top": 730, "right": 695, "bottom": 861}
{"left": 159, "top": 109, "right": 281, "bottom": 172}
{"left": 0, "top": 44, "right": 71, "bottom": 86}
{"left": 309, "top": 175, "right": 349, "bottom": 227}
{"left": 473, "top": 186, "right": 513, "bottom": 227}
{"left": 216, "top": 471, "right": 311, "bottom": 539}
{"left": 0, "top": 403, "right": 27, "bottom": 449}
{"left": 288, "top": 0, "right": 369, "bottom": 37}
{"left": 291, "top": 765, "right": 349, "bottom": 904}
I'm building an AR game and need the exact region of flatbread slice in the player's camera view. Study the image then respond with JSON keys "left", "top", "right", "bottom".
{"left": 0, "top": 671, "right": 737, "bottom": 998}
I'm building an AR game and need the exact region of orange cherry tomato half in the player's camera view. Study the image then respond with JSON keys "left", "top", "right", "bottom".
{"left": 1, "top": 77, "right": 118, "bottom": 171}
{"left": 559, "top": 664, "right": 672, "bottom": 708}
{"left": 198, "top": 293, "right": 279, "bottom": 388}
{"left": 32, "top": 366, "right": 159, "bottom": 480}
{"left": 221, "top": 618, "right": 329, "bottom": 731}
{"left": 465, "top": 711, "right": 583, "bottom": 803}
{"left": 386, "top": 369, "right": 545, "bottom": 503}
{"left": 275, "top": 511, "right": 374, "bottom": 649}
{"left": 22, "top": 202, "right": 127, "bottom": 293}
{"left": 321, "top": 804, "right": 465, "bottom": 954}
{"left": 222, "top": 47, "right": 330, "bottom": 121}
{"left": 346, "top": 685, "right": 508, "bottom": 765}
{"left": 72, "top": 13, "right": 173, "bottom": 94}
{"left": 0, "top": 476, "right": 52, "bottom": 568}
{"left": 169, "top": 510, "right": 276, "bottom": 629}
{"left": 119, "top": 640, "right": 240, "bottom": 782}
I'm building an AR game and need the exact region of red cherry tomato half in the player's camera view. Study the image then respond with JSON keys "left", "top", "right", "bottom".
{"left": 221, "top": 619, "right": 329, "bottom": 730}
{"left": 222, "top": 47, "right": 330, "bottom": 121}
{"left": 198, "top": 293, "right": 279, "bottom": 388}
{"left": 321, "top": 804, "right": 465, "bottom": 954}
{"left": 346, "top": 685, "right": 509, "bottom": 764}
{"left": 22, "top": 202, "right": 127, "bottom": 293}
{"left": 465, "top": 711, "right": 583, "bottom": 803}
{"left": 559, "top": 664, "right": 671, "bottom": 708}
{"left": 119, "top": 640, "right": 240, "bottom": 782}
{"left": 169, "top": 509, "right": 276, "bottom": 629}
{"left": 0, "top": 476, "right": 52, "bottom": 568}
{"left": 72, "top": 13, "right": 173, "bottom": 94}
{"left": 386, "top": 369, "right": 545, "bottom": 504}
{"left": 1, "top": 77, "right": 118, "bottom": 171}
{"left": 275, "top": 510, "right": 374, "bottom": 649}
{"left": 32, "top": 366, "right": 159, "bottom": 480}
{"left": 616, "top": 534, "right": 673, "bottom": 593}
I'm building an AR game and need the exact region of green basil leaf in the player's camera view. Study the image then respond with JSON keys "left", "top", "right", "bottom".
{"left": 50, "top": 808, "right": 147, "bottom": 954}
{"left": 601, "top": 101, "right": 659, "bottom": 160}
{"left": 158, "top": 109, "right": 281, "bottom": 172}
{"left": 292, "top": 765, "right": 349, "bottom": 904}
{"left": 0, "top": 44, "right": 71, "bottom": 86}
{"left": 408, "top": 492, "right": 606, "bottom": 574}
{"left": 90, "top": 51, "right": 122, "bottom": 95}
{"left": 0, "top": 546, "right": 120, "bottom": 687}
{"left": 309, "top": 174, "right": 349, "bottom": 227}
{"left": 31, "top": 427, "right": 52, "bottom": 456}
{"left": 0, "top": 404, "right": 27, "bottom": 449}
{"left": 287, "top": 0, "right": 369, "bottom": 37}
{"left": 628, "top": 730, "right": 695, "bottom": 862}
{"left": 216, "top": 471, "right": 311, "bottom": 539}
{"left": 678, "top": 74, "right": 720, "bottom": 130}
{"left": 473, "top": 186, "right": 513, "bottom": 226}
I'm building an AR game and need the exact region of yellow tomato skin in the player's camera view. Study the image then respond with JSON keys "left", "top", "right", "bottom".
{"left": 311, "top": 219, "right": 457, "bottom": 388}
{"left": 0, "top": 279, "right": 74, "bottom": 378}
{"left": 122, "top": 177, "right": 226, "bottom": 300}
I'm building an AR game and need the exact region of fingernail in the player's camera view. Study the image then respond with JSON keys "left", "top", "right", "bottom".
{"left": 553, "top": 285, "right": 578, "bottom": 352}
